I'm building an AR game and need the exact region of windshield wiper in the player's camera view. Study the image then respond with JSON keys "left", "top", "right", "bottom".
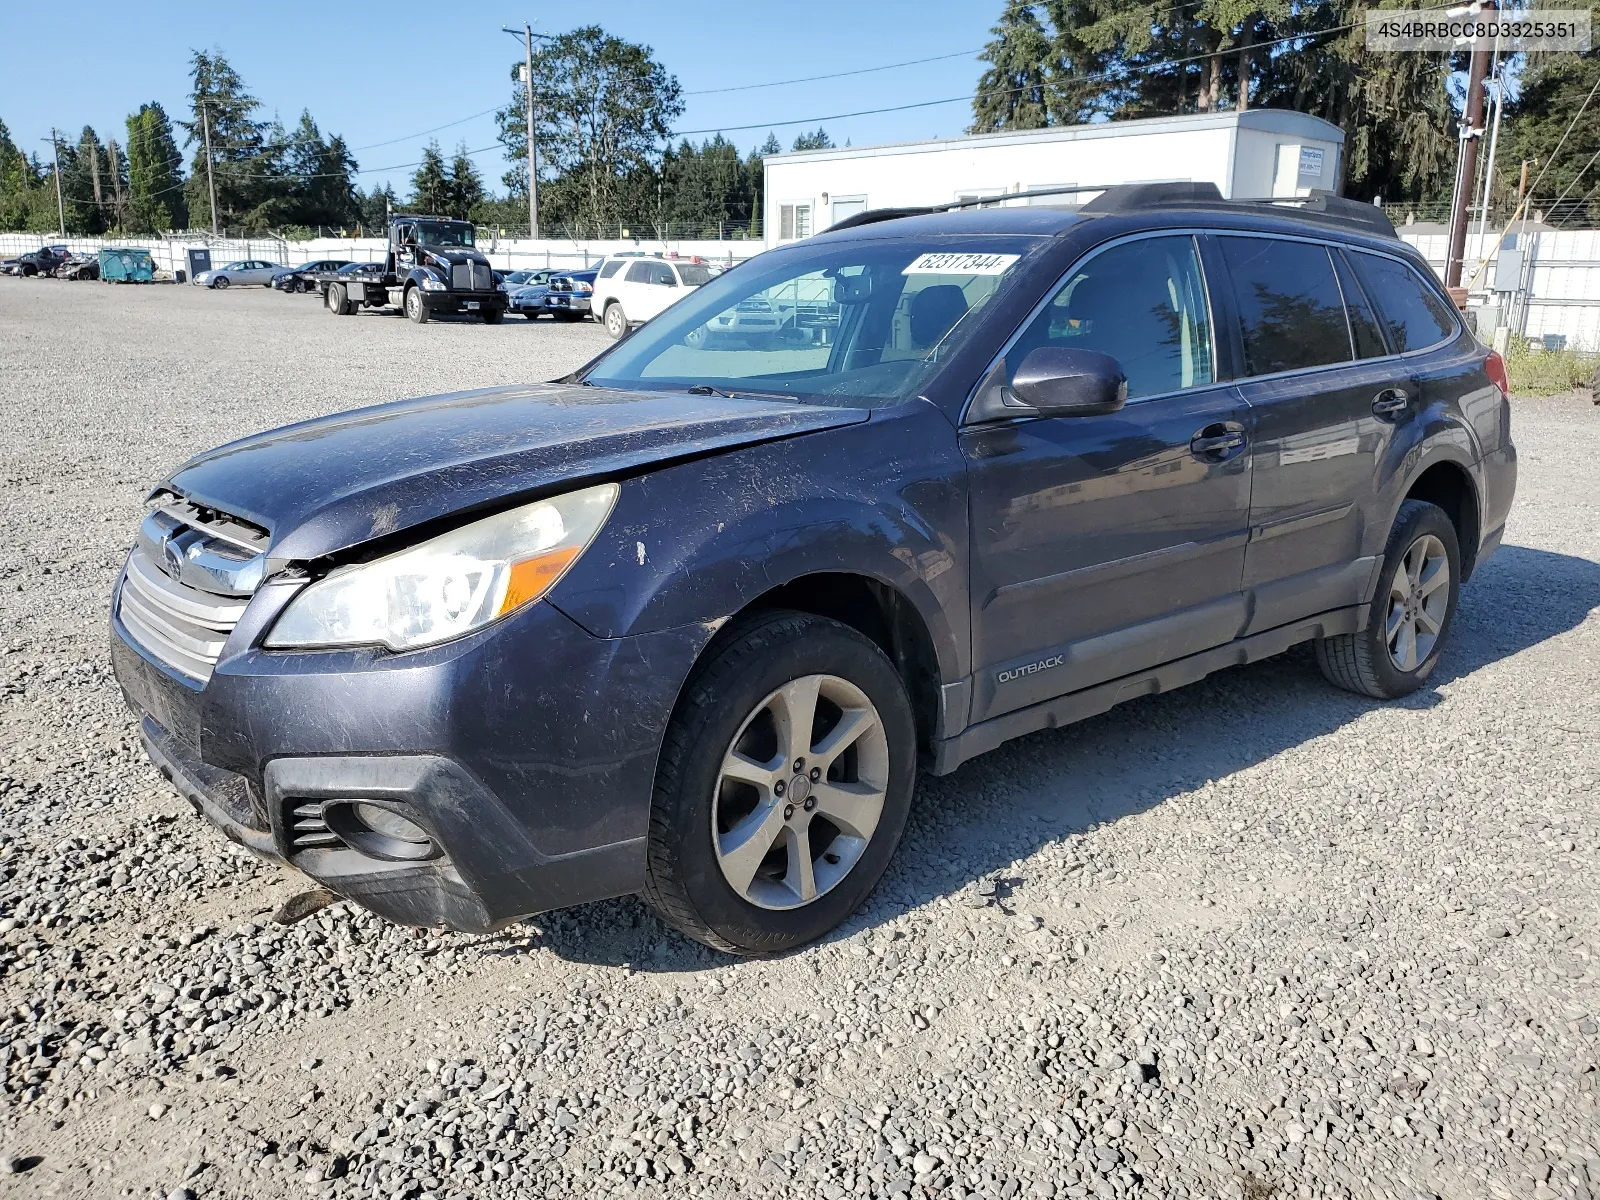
{"left": 684, "top": 384, "right": 734, "bottom": 397}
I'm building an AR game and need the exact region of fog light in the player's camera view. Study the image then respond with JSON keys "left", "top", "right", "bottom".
{"left": 323, "top": 800, "right": 440, "bottom": 862}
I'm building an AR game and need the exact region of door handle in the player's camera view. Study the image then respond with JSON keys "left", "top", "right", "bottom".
{"left": 1372, "top": 387, "right": 1411, "bottom": 419}
{"left": 1190, "top": 424, "right": 1246, "bottom": 458}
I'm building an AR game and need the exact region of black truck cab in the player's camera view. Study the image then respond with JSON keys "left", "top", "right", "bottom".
{"left": 318, "top": 215, "right": 507, "bottom": 325}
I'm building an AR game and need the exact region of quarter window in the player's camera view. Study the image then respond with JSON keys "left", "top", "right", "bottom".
{"left": 1333, "top": 251, "right": 1389, "bottom": 359}
{"left": 1349, "top": 250, "right": 1458, "bottom": 353}
{"left": 1220, "top": 237, "right": 1352, "bottom": 376}
{"left": 598, "top": 260, "right": 624, "bottom": 279}
{"left": 1008, "top": 235, "right": 1214, "bottom": 399}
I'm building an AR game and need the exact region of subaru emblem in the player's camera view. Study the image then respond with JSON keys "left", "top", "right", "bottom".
{"left": 162, "top": 537, "right": 185, "bottom": 580}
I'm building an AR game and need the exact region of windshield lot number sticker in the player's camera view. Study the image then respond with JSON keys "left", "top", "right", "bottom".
{"left": 903, "top": 252, "right": 1019, "bottom": 275}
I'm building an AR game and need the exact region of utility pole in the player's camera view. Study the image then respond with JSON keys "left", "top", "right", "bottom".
{"left": 201, "top": 100, "right": 219, "bottom": 238}
{"left": 503, "top": 24, "right": 545, "bottom": 240}
{"left": 47, "top": 129, "right": 66, "bottom": 236}
{"left": 1445, "top": 2, "right": 1495, "bottom": 289}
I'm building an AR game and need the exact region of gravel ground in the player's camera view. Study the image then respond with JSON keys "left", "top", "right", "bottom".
{"left": 0, "top": 278, "right": 1596, "bottom": 1200}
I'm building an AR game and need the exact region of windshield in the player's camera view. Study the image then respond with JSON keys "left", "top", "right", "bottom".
{"left": 584, "top": 236, "right": 1043, "bottom": 404}
{"left": 678, "top": 264, "right": 713, "bottom": 285}
{"left": 416, "top": 221, "right": 475, "bottom": 248}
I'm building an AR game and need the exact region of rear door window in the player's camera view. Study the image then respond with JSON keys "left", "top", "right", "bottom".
{"left": 625, "top": 261, "right": 652, "bottom": 284}
{"left": 1007, "top": 234, "right": 1214, "bottom": 399}
{"left": 1219, "top": 236, "right": 1352, "bottom": 376}
{"left": 1349, "top": 250, "right": 1458, "bottom": 353}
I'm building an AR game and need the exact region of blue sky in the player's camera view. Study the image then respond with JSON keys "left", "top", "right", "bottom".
{"left": 0, "top": 1, "right": 1001, "bottom": 195}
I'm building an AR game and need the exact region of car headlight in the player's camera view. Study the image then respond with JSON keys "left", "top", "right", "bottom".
{"left": 265, "top": 483, "right": 618, "bottom": 651}
{"left": 420, "top": 276, "right": 446, "bottom": 292}
{"left": 575, "top": 281, "right": 593, "bottom": 294}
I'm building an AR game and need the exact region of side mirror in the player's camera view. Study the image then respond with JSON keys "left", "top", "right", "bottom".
{"left": 1011, "top": 346, "right": 1128, "bottom": 416}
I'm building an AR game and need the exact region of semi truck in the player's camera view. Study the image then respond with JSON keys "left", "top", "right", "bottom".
{"left": 316, "top": 215, "right": 507, "bottom": 325}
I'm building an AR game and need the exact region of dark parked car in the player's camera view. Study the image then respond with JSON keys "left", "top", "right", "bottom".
{"left": 7, "top": 245, "right": 71, "bottom": 277}
{"left": 110, "top": 183, "right": 1515, "bottom": 954}
{"left": 273, "top": 260, "right": 352, "bottom": 292}
{"left": 507, "top": 269, "right": 556, "bottom": 318}
{"left": 542, "top": 267, "right": 597, "bottom": 320}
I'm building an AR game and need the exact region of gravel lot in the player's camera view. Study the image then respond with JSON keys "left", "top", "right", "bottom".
{"left": 0, "top": 278, "right": 1597, "bottom": 1200}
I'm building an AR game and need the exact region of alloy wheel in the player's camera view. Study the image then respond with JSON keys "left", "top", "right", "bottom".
{"left": 1385, "top": 532, "right": 1450, "bottom": 672}
{"left": 712, "top": 674, "right": 888, "bottom": 910}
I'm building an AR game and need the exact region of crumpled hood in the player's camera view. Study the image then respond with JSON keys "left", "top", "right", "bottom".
{"left": 163, "top": 383, "right": 867, "bottom": 564}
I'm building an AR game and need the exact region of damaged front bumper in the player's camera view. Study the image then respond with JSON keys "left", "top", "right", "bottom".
{"left": 111, "top": 583, "right": 705, "bottom": 933}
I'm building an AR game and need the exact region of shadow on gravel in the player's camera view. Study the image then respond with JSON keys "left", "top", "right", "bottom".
{"left": 526, "top": 544, "right": 1599, "bottom": 968}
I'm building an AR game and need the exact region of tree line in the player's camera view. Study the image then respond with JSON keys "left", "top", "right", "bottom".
{"left": 0, "top": 33, "right": 816, "bottom": 239}
{"left": 970, "top": 0, "right": 1600, "bottom": 222}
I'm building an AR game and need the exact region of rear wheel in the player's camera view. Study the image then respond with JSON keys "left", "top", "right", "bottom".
{"left": 1315, "top": 499, "right": 1461, "bottom": 699}
{"left": 603, "top": 302, "right": 628, "bottom": 339}
{"left": 404, "top": 286, "right": 429, "bottom": 324}
{"left": 641, "top": 612, "right": 916, "bottom": 955}
{"left": 325, "top": 283, "right": 355, "bottom": 316}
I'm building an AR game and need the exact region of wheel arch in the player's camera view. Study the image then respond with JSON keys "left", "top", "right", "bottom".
{"left": 694, "top": 572, "right": 945, "bottom": 760}
{"left": 1403, "top": 459, "right": 1482, "bottom": 580}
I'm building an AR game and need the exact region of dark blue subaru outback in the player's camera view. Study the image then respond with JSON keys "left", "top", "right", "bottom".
{"left": 110, "top": 184, "right": 1516, "bottom": 954}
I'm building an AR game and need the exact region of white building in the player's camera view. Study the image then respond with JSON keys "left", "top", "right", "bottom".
{"left": 762, "top": 109, "right": 1346, "bottom": 248}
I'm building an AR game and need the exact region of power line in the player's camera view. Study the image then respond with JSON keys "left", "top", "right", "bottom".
{"left": 684, "top": 48, "right": 984, "bottom": 96}
{"left": 668, "top": 8, "right": 1434, "bottom": 139}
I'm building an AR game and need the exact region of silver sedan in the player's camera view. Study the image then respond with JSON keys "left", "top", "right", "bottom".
{"left": 195, "top": 260, "right": 285, "bottom": 289}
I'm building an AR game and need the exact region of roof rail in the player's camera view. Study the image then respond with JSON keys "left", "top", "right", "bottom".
{"left": 1079, "top": 182, "right": 1227, "bottom": 211}
{"left": 826, "top": 205, "right": 941, "bottom": 232}
{"left": 1232, "top": 189, "right": 1398, "bottom": 238}
{"left": 824, "top": 182, "right": 1397, "bottom": 239}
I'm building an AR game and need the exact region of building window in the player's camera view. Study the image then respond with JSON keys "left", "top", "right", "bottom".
{"left": 955, "top": 189, "right": 1003, "bottom": 209}
{"left": 779, "top": 203, "right": 813, "bottom": 241}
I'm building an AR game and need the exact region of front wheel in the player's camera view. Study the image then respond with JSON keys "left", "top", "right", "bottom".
{"left": 481, "top": 307, "right": 504, "bottom": 324}
{"left": 603, "top": 302, "right": 628, "bottom": 339}
{"left": 642, "top": 611, "right": 917, "bottom": 956}
{"left": 1315, "top": 499, "right": 1461, "bottom": 699}
{"left": 212, "top": 276, "right": 230, "bottom": 289}
{"left": 404, "top": 286, "right": 429, "bottom": 324}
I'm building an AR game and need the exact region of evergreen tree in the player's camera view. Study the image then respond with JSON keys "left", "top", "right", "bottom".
{"left": 357, "top": 181, "right": 397, "bottom": 232}
{"left": 126, "top": 102, "right": 186, "bottom": 232}
{"left": 180, "top": 50, "right": 268, "bottom": 232}
{"left": 447, "top": 143, "right": 485, "bottom": 220}
{"left": 0, "top": 120, "right": 44, "bottom": 231}
{"left": 1497, "top": 49, "right": 1600, "bottom": 224}
{"left": 970, "top": 0, "right": 1053, "bottom": 132}
{"left": 791, "top": 127, "right": 834, "bottom": 152}
{"left": 410, "top": 141, "right": 452, "bottom": 214}
{"left": 61, "top": 126, "right": 108, "bottom": 234}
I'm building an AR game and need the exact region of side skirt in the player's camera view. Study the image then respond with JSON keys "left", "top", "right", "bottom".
{"left": 927, "top": 607, "right": 1362, "bottom": 775}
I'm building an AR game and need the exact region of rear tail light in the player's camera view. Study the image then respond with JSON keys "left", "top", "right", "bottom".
{"left": 1484, "top": 350, "right": 1510, "bottom": 397}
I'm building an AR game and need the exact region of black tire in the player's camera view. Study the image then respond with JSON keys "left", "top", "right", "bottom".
{"left": 641, "top": 611, "right": 917, "bottom": 956}
{"left": 481, "top": 307, "right": 504, "bottom": 324}
{"left": 325, "top": 282, "right": 356, "bottom": 316}
{"left": 213, "top": 276, "right": 230, "bottom": 289}
{"left": 603, "top": 301, "right": 628, "bottom": 339}
{"left": 554, "top": 311, "right": 582, "bottom": 323}
{"left": 1316, "top": 499, "right": 1461, "bottom": 699}
{"left": 523, "top": 311, "right": 539, "bottom": 321}
{"left": 404, "top": 286, "right": 429, "bottom": 324}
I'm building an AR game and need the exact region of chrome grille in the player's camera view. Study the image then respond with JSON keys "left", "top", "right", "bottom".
{"left": 450, "top": 262, "right": 492, "bottom": 291}
{"left": 116, "top": 502, "right": 265, "bottom": 684}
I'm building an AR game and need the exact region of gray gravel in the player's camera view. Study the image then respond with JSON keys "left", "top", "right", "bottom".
{"left": 1, "top": 277, "right": 1597, "bottom": 1200}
